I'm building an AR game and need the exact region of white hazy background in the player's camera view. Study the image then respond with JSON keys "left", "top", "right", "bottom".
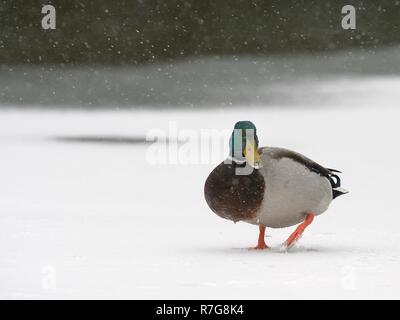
{"left": 1, "top": 48, "right": 400, "bottom": 299}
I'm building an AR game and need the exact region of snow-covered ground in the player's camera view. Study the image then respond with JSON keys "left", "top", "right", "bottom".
{"left": 1, "top": 98, "right": 400, "bottom": 299}
{"left": 1, "top": 46, "right": 400, "bottom": 299}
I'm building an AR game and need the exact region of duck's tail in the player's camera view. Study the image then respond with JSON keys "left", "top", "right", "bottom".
{"left": 332, "top": 187, "right": 349, "bottom": 199}
{"left": 327, "top": 170, "right": 349, "bottom": 199}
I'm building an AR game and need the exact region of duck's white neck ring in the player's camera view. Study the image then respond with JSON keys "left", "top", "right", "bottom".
{"left": 226, "top": 156, "right": 263, "bottom": 170}
{"left": 226, "top": 156, "right": 246, "bottom": 164}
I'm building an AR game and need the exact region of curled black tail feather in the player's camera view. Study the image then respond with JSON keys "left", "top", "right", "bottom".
{"left": 327, "top": 172, "right": 348, "bottom": 199}
{"left": 328, "top": 173, "right": 341, "bottom": 189}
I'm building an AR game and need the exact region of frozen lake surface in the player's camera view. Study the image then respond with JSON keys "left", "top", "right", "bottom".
{"left": 2, "top": 46, "right": 400, "bottom": 108}
{"left": 1, "top": 99, "right": 400, "bottom": 299}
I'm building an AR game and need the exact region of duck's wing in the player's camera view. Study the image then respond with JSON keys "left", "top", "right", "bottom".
{"left": 260, "top": 147, "right": 348, "bottom": 199}
{"left": 327, "top": 168, "right": 342, "bottom": 173}
{"left": 261, "top": 147, "right": 333, "bottom": 177}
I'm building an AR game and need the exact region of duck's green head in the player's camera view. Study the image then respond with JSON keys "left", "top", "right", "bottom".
{"left": 229, "top": 121, "right": 262, "bottom": 167}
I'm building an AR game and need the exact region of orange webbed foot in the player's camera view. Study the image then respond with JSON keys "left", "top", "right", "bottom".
{"left": 249, "top": 225, "right": 269, "bottom": 250}
{"left": 282, "top": 213, "right": 314, "bottom": 250}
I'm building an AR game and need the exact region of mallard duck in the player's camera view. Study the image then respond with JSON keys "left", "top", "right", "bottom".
{"left": 204, "top": 121, "right": 348, "bottom": 250}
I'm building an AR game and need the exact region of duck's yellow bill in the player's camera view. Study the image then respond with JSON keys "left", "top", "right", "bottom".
{"left": 244, "top": 140, "right": 262, "bottom": 168}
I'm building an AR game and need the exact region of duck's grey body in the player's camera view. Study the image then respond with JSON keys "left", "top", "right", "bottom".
{"left": 245, "top": 147, "right": 333, "bottom": 228}
{"left": 205, "top": 145, "right": 347, "bottom": 229}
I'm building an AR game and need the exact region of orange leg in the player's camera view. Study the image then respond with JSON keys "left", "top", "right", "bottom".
{"left": 253, "top": 225, "right": 268, "bottom": 250}
{"left": 283, "top": 213, "right": 314, "bottom": 249}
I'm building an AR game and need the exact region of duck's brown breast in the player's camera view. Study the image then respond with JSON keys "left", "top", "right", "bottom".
{"left": 204, "top": 162, "right": 265, "bottom": 222}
